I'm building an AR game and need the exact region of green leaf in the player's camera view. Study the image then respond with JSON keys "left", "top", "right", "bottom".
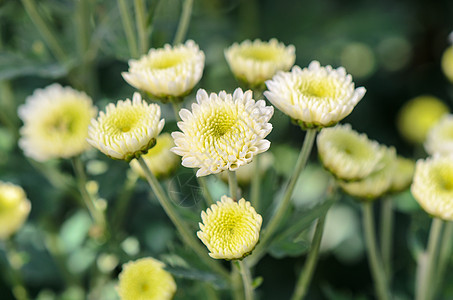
{"left": 60, "top": 210, "right": 92, "bottom": 252}
{"left": 0, "top": 52, "right": 72, "bottom": 80}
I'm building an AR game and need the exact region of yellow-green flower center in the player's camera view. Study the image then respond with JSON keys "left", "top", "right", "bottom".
{"left": 104, "top": 109, "right": 144, "bottom": 136}
{"left": 148, "top": 53, "right": 185, "bottom": 70}
{"left": 203, "top": 110, "right": 237, "bottom": 138}
{"left": 336, "top": 133, "right": 374, "bottom": 160}
{"left": 433, "top": 165, "right": 453, "bottom": 192}
{"left": 240, "top": 47, "right": 278, "bottom": 61}
{"left": 211, "top": 209, "right": 251, "bottom": 247}
{"left": 298, "top": 78, "right": 337, "bottom": 99}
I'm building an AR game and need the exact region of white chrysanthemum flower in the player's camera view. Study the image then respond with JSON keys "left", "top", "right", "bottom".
{"left": 225, "top": 38, "right": 295, "bottom": 87}
{"left": 87, "top": 92, "right": 165, "bottom": 162}
{"left": 18, "top": 84, "right": 97, "bottom": 161}
{"left": 117, "top": 257, "right": 176, "bottom": 300}
{"left": 130, "top": 133, "right": 180, "bottom": 179}
{"left": 339, "top": 146, "right": 397, "bottom": 200}
{"left": 197, "top": 196, "right": 262, "bottom": 260}
{"left": 171, "top": 88, "right": 273, "bottom": 177}
{"left": 411, "top": 156, "right": 453, "bottom": 220}
{"left": 264, "top": 61, "right": 366, "bottom": 129}
{"left": 0, "top": 181, "right": 31, "bottom": 239}
{"left": 317, "top": 124, "right": 386, "bottom": 181}
{"left": 122, "top": 40, "right": 205, "bottom": 101}
{"left": 425, "top": 114, "right": 453, "bottom": 156}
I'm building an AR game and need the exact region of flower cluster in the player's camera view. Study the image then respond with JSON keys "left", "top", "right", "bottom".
{"left": 265, "top": 61, "right": 366, "bottom": 129}
{"left": 0, "top": 181, "right": 31, "bottom": 239}
{"left": 197, "top": 196, "right": 262, "bottom": 260}
{"left": 117, "top": 257, "right": 176, "bottom": 300}
{"left": 171, "top": 88, "right": 273, "bottom": 177}
{"left": 18, "top": 84, "right": 97, "bottom": 161}
{"left": 122, "top": 40, "right": 205, "bottom": 101}
{"left": 87, "top": 92, "right": 165, "bottom": 162}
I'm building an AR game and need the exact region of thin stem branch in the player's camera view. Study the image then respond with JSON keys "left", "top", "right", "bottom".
{"left": 173, "top": 0, "right": 194, "bottom": 45}
{"left": 134, "top": 0, "right": 149, "bottom": 55}
{"left": 229, "top": 170, "right": 239, "bottom": 201}
{"left": 291, "top": 213, "right": 327, "bottom": 300}
{"left": 434, "top": 221, "right": 453, "bottom": 298}
{"left": 380, "top": 197, "right": 394, "bottom": 278}
{"left": 362, "top": 202, "right": 390, "bottom": 300}
{"left": 71, "top": 156, "right": 106, "bottom": 235}
{"left": 137, "top": 156, "right": 229, "bottom": 278}
{"left": 236, "top": 260, "right": 254, "bottom": 300}
{"left": 416, "top": 217, "right": 443, "bottom": 300}
{"left": 117, "top": 0, "right": 139, "bottom": 58}
{"left": 21, "top": 0, "right": 67, "bottom": 62}
{"left": 2, "top": 240, "right": 29, "bottom": 300}
{"left": 247, "top": 129, "right": 317, "bottom": 266}
{"left": 250, "top": 155, "right": 261, "bottom": 211}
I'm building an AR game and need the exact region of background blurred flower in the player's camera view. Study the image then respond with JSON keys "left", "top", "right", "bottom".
{"left": 129, "top": 133, "right": 180, "bottom": 179}
{"left": 441, "top": 46, "right": 453, "bottom": 83}
{"left": 18, "top": 84, "right": 96, "bottom": 161}
{"left": 0, "top": 181, "right": 31, "bottom": 239}
{"left": 397, "top": 95, "right": 449, "bottom": 144}
{"left": 197, "top": 196, "right": 262, "bottom": 260}
{"left": 339, "top": 146, "right": 396, "bottom": 200}
{"left": 122, "top": 40, "right": 205, "bottom": 101}
{"left": 117, "top": 257, "right": 176, "bottom": 300}
{"left": 224, "top": 38, "right": 295, "bottom": 87}
{"left": 317, "top": 124, "right": 386, "bottom": 181}
{"left": 87, "top": 92, "right": 164, "bottom": 162}
{"left": 424, "top": 114, "right": 453, "bottom": 156}
{"left": 264, "top": 61, "right": 366, "bottom": 129}
{"left": 411, "top": 156, "right": 453, "bottom": 221}
{"left": 171, "top": 88, "right": 273, "bottom": 177}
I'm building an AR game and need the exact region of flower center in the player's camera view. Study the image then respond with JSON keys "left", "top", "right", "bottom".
{"left": 141, "top": 282, "right": 150, "bottom": 292}
{"left": 298, "top": 78, "right": 337, "bottom": 99}
{"left": 435, "top": 165, "right": 453, "bottom": 191}
{"left": 204, "top": 110, "right": 237, "bottom": 138}
{"left": 149, "top": 53, "right": 185, "bottom": 70}
{"left": 106, "top": 109, "right": 143, "bottom": 135}
{"left": 336, "top": 134, "right": 373, "bottom": 160}
{"left": 241, "top": 47, "right": 277, "bottom": 61}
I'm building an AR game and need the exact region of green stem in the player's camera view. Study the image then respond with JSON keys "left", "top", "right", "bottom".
{"left": 380, "top": 197, "right": 394, "bottom": 278}
{"left": 171, "top": 100, "right": 182, "bottom": 122}
{"left": 229, "top": 170, "right": 239, "bottom": 201}
{"left": 362, "top": 202, "right": 390, "bottom": 300}
{"left": 231, "top": 263, "right": 245, "bottom": 300}
{"left": 134, "top": 0, "right": 149, "bottom": 55}
{"left": 247, "top": 129, "right": 317, "bottom": 266}
{"left": 236, "top": 260, "right": 254, "bottom": 300}
{"left": 71, "top": 156, "right": 106, "bottom": 235}
{"left": 250, "top": 155, "right": 261, "bottom": 211}
{"left": 434, "top": 221, "right": 453, "bottom": 298}
{"left": 137, "top": 156, "right": 229, "bottom": 278}
{"left": 197, "top": 176, "right": 215, "bottom": 206}
{"left": 291, "top": 213, "right": 327, "bottom": 300}
{"left": 117, "top": 0, "right": 139, "bottom": 58}
{"left": 173, "top": 0, "right": 194, "bottom": 45}
{"left": 111, "top": 171, "right": 139, "bottom": 231}
{"left": 2, "top": 241, "right": 29, "bottom": 300}
{"left": 416, "top": 217, "right": 444, "bottom": 300}
{"left": 21, "top": 0, "right": 67, "bottom": 62}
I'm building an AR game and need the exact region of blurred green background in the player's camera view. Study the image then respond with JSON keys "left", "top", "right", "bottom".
{"left": 1, "top": 0, "right": 453, "bottom": 299}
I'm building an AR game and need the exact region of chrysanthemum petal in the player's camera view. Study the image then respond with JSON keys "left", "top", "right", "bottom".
{"left": 0, "top": 181, "right": 31, "bottom": 239}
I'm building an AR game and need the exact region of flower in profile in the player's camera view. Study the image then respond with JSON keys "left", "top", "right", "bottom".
{"left": 130, "top": 133, "right": 180, "bottom": 179}
{"left": 122, "top": 40, "right": 205, "bottom": 102}
{"left": 18, "top": 84, "right": 97, "bottom": 161}
{"left": 117, "top": 257, "right": 176, "bottom": 300}
{"left": 197, "top": 196, "right": 262, "bottom": 260}
{"left": 397, "top": 95, "right": 449, "bottom": 144}
{"left": 389, "top": 155, "right": 415, "bottom": 193}
{"left": 225, "top": 38, "right": 295, "bottom": 87}
{"left": 317, "top": 124, "right": 386, "bottom": 181}
{"left": 411, "top": 156, "right": 453, "bottom": 220}
{"left": 424, "top": 114, "right": 453, "bottom": 156}
{"left": 87, "top": 92, "right": 164, "bottom": 162}
{"left": 441, "top": 45, "right": 453, "bottom": 83}
{"left": 0, "top": 181, "right": 31, "bottom": 239}
{"left": 171, "top": 88, "right": 273, "bottom": 177}
{"left": 339, "top": 146, "right": 397, "bottom": 200}
{"left": 264, "top": 61, "right": 366, "bottom": 129}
